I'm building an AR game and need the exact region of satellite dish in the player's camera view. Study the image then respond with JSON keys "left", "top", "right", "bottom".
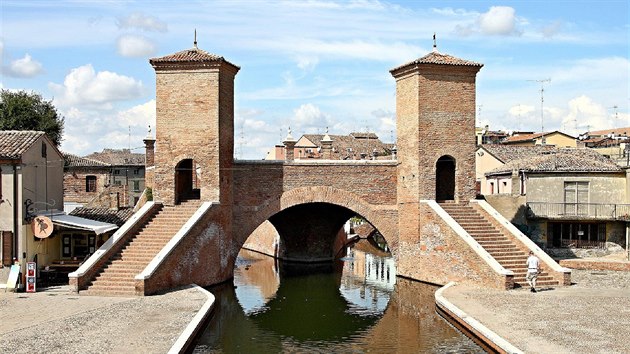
{"left": 32, "top": 216, "right": 53, "bottom": 239}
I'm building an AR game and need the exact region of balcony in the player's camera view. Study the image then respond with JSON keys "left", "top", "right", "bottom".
{"left": 527, "top": 202, "right": 630, "bottom": 221}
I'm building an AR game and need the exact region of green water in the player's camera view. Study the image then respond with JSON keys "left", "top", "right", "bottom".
{"left": 193, "top": 248, "right": 483, "bottom": 353}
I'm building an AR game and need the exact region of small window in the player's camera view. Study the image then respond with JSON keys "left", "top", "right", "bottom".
{"left": 85, "top": 176, "right": 97, "bottom": 192}
{"left": 41, "top": 142, "right": 47, "bottom": 158}
{"left": 133, "top": 169, "right": 139, "bottom": 175}
{"left": 113, "top": 170, "right": 120, "bottom": 175}
{"left": 133, "top": 180, "right": 140, "bottom": 192}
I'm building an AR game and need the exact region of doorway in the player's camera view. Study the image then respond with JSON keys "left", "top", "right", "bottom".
{"left": 435, "top": 155, "right": 455, "bottom": 201}
{"left": 175, "top": 159, "right": 200, "bottom": 203}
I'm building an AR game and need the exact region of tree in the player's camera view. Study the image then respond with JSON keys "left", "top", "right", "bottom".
{"left": 0, "top": 89, "right": 65, "bottom": 146}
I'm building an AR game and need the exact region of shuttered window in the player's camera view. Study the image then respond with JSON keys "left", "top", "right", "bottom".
{"left": 564, "top": 182, "right": 588, "bottom": 215}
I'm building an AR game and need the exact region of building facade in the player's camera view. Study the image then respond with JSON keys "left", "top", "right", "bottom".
{"left": 481, "top": 146, "right": 628, "bottom": 248}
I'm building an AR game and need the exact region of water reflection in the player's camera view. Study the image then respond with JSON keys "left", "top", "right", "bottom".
{"left": 194, "top": 243, "right": 482, "bottom": 353}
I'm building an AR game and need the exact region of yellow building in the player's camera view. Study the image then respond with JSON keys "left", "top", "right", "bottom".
{"left": 502, "top": 131, "right": 577, "bottom": 147}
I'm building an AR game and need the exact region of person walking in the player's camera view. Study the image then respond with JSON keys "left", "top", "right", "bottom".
{"left": 526, "top": 251, "right": 540, "bottom": 293}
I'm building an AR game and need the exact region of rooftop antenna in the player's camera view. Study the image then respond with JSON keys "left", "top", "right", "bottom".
{"left": 477, "top": 104, "right": 483, "bottom": 126}
{"left": 528, "top": 78, "right": 551, "bottom": 144}
{"left": 608, "top": 105, "right": 619, "bottom": 126}
{"left": 194, "top": 29, "right": 198, "bottom": 49}
{"left": 432, "top": 32, "right": 437, "bottom": 52}
{"left": 238, "top": 121, "right": 244, "bottom": 159}
{"left": 128, "top": 125, "right": 131, "bottom": 151}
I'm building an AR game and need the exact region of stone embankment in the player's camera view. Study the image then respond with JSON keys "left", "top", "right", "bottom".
{"left": 440, "top": 269, "right": 630, "bottom": 353}
{"left": 0, "top": 285, "right": 210, "bottom": 354}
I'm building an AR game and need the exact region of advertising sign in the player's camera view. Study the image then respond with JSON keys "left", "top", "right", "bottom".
{"left": 26, "top": 262, "right": 36, "bottom": 293}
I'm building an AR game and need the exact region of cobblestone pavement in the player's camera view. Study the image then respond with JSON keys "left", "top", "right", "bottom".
{"left": 0, "top": 285, "right": 207, "bottom": 354}
{"left": 443, "top": 269, "right": 630, "bottom": 354}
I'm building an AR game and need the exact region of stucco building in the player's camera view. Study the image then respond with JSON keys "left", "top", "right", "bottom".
{"left": 479, "top": 145, "right": 628, "bottom": 248}
{"left": 1, "top": 131, "right": 119, "bottom": 286}
{"left": 502, "top": 131, "right": 577, "bottom": 148}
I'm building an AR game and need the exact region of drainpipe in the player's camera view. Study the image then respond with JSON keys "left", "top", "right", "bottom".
{"left": 12, "top": 164, "right": 19, "bottom": 261}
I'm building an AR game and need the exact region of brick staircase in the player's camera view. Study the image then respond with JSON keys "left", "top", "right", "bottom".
{"left": 81, "top": 201, "right": 201, "bottom": 296}
{"left": 439, "top": 202, "right": 558, "bottom": 288}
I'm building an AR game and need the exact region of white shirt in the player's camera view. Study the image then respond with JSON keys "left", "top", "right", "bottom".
{"left": 526, "top": 255, "right": 540, "bottom": 271}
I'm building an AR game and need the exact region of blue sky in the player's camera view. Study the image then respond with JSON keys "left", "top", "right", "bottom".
{"left": 2, "top": 0, "right": 628, "bottom": 159}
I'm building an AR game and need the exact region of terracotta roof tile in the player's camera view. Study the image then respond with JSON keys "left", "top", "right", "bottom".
{"left": 502, "top": 132, "right": 545, "bottom": 143}
{"left": 486, "top": 148, "right": 621, "bottom": 175}
{"left": 587, "top": 126, "right": 630, "bottom": 137}
{"left": 63, "top": 152, "right": 110, "bottom": 167}
{"left": 391, "top": 51, "right": 483, "bottom": 73}
{"left": 300, "top": 133, "right": 392, "bottom": 159}
{"left": 480, "top": 144, "right": 556, "bottom": 163}
{"left": 150, "top": 47, "right": 239, "bottom": 69}
{"left": 84, "top": 148, "right": 145, "bottom": 166}
{"left": 69, "top": 207, "right": 134, "bottom": 227}
{"left": 0, "top": 130, "right": 44, "bottom": 159}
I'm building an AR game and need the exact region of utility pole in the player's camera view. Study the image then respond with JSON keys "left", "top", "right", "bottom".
{"left": 528, "top": 78, "right": 551, "bottom": 144}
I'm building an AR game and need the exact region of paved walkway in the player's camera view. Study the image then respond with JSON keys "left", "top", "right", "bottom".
{"left": 0, "top": 285, "right": 208, "bottom": 354}
{"left": 442, "top": 269, "right": 630, "bottom": 353}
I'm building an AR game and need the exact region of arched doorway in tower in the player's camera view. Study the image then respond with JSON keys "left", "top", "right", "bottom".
{"left": 435, "top": 155, "right": 455, "bottom": 201}
{"left": 174, "top": 158, "right": 200, "bottom": 203}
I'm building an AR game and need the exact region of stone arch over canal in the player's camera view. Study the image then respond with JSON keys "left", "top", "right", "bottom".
{"left": 232, "top": 185, "right": 399, "bottom": 262}
{"left": 71, "top": 43, "right": 534, "bottom": 296}
{"left": 138, "top": 43, "right": 485, "bottom": 293}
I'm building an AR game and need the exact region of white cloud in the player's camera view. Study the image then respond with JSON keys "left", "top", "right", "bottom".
{"left": 561, "top": 95, "right": 612, "bottom": 135}
{"left": 116, "top": 99, "right": 156, "bottom": 129}
{"left": 540, "top": 20, "right": 563, "bottom": 38}
{"left": 478, "top": 6, "right": 521, "bottom": 36}
{"left": 4, "top": 54, "right": 44, "bottom": 78}
{"left": 117, "top": 13, "right": 167, "bottom": 32}
{"left": 60, "top": 100, "right": 156, "bottom": 156}
{"left": 508, "top": 104, "right": 535, "bottom": 116}
{"left": 116, "top": 35, "right": 157, "bottom": 57}
{"left": 294, "top": 55, "right": 319, "bottom": 71}
{"left": 454, "top": 6, "right": 523, "bottom": 37}
{"left": 49, "top": 64, "right": 144, "bottom": 109}
{"left": 293, "top": 103, "right": 332, "bottom": 127}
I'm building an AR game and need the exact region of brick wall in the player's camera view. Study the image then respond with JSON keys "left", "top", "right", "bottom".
{"left": 152, "top": 64, "right": 237, "bottom": 206}
{"left": 397, "top": 202, "right": 510, "bottom": 289}
{"left": 232, "top": 161, "right": 398, "bottom": 251}
{"left": 63, "top": 169, "right": 109, "bottom": 204}
{"left": 140, "top": 204, "right": 237, "bottom": 294}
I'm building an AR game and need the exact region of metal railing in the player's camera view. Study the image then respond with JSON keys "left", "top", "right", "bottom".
{"left": 527, "top": 202, "right": 630, "bottom": 221}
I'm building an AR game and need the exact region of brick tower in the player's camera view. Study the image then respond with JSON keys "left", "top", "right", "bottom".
{"left": 391, "top": 46, "right": 482, "bottom": 242}
{"left": 149, "top": 44, "right": 239, "bottom": 205}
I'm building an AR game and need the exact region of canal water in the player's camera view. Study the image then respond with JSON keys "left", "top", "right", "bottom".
{"left": 193, "top": 244, "right": 483, "bottom": 353}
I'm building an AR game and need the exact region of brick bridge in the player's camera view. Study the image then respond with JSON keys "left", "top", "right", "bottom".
{"left": 70, "top": 45, "right": 570, "bottom": 296}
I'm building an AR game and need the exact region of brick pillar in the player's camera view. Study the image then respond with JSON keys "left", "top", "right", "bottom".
{"left": 321, "top": 130, "right": 333, "bottom": 159}
{"left": 143, "top": 136, "right": 155, "bottom": 167}
{"left": 283, "top": 127, "right": 297, "bottom": 161}
{"left": 284, "top": 140, "right": 296, "bottom": 161}
{"left": 511, "top": 169, "right": 520, "bottom": 196}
